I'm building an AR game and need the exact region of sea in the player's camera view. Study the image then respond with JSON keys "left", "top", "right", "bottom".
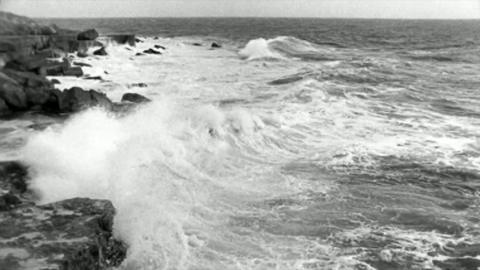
{"left": 3, "top": 18, "right": 480, "bottom": 269}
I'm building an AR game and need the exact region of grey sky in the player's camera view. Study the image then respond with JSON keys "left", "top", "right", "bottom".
{"left": 1, "top": 0, "right": 479, "bottom": 19}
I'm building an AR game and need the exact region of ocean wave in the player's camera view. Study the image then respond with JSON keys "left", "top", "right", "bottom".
{"left": 239, "top": 36, "right": 336, "bottom": 61}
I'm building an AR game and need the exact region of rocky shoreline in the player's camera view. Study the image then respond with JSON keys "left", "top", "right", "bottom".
{"left": 0, "top": 11, "right": 148, "bottom": 269}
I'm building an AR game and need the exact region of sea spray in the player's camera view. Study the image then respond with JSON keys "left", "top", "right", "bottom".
{"left": 21, "top": 100, "right": 296, "bottom": 269}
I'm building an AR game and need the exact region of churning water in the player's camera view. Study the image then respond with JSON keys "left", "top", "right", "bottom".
{"left": 4, "top": 18, "right": 480, "bottom": 269}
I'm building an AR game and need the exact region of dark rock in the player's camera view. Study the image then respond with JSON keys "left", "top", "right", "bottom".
{"left": 0, "top": 161, "right": 29, "bottom": 196}
{"left": 89, "top": 90, "right": 113, "bottom": 110}
{"left": 77, "top": 29, "right": 99, "bottom": 41}
{"left": 85, "top": 76, "right": 103, "bottom": 80}
{"left": 0, "top": 198, "right": 127, "bottom": 269}
{"left": 77, "top": 51, "right": 88, "bottom": 58}
{"left": 0, "top": 192, "right": 21, "bottom": 211}
{"left": 48, "top": 87, "right": 112, "bottom": 112}
{"left": 93, "top": 47, "right": 108, "bottom": 56}
{"left": 41, "top": 59, "right": 69, "bottom": 76}
{"left": 0, "top": 97, "right": 10, "bottom": 115}
{"left": 0, "top": 72, "right": 27, "bottom": 109}
{"left": 192, "top": 43, "right": 202, "bottom": 46}
{"left": 2, "top": 69, "right": 52, "bottom": 89}
{"left": 143, "top": 48, "right": 161, "bottom": 55}
{"left": 135, "top": 52, "right": 144, "bottom": 56}
{"left": 0, "top": 42, "right": 16, "bottom": 53}
{"left": 135, "top": 38, "right": 143, "bottom": 43}
{"left": 121, "top": 92, "right": 151, "bottom": 103}
{"left": 128, "top": 83, "right": 148, "bottom": 88}
{"left": 154, "top": 36, "right": 159, "bottom": 40}
{"left": 73, "top": 61, "right": 92, "bottom": 67}
{"left": 211, "top": 42, "right": 222, "bottom": 48}
{"left": 63, "top": 67, "right": 83, "bottom": 77}
{"left": 24, "top": 87, "right": 51, "bottom": 106}
{"left": 50, "top": 79, "right": 60, "bottom": 84}
{"left": 107, "top": 35, "right": 136, "bottom": 46}
{"left": 434, "top": 258, "right": 480, "bottom": 270}
{"left": 154, "top": 45, "right": 166, "bottom": 50}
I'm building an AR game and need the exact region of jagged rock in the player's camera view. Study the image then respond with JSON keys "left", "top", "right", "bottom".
{"left": 73, "top": 61, "right": 92, "bottom": 67}
{"left": 0, "top": 161, "right": 127, "bottom": 268}
{"left": 93, "top": 47, "right": 108, "bottom": 56}
{"left": 46, "top": 87, "right": 112, "bottom": 112}
{"left": 143, "top": 48, "right": 161, "bottom": 55}
{"left": 211, "top": 42, "right": 222, "bottom": 48}
{"left": 63, "top": 67, "right": 83, "bottom": 77}
{"left": 90, "top": 90, "right": 113, "bottom": 110}
{"left": 0, "top": 198, "right": 127, "bottom": 270}
{"left": 121, "top": 92, "right": 151, "bottom": 103}
{"left": 154, "top": 45, "right": 166, "bottom": 50}
{"left": 77, "top": 29, "right": 99, "bottom": 41}
{"left": 0, "top": 72, "right": 27, "bottom": 109}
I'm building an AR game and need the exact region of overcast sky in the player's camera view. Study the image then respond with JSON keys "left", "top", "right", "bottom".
{"left": 1, "top": 0, "right": 479, "bottom": 19}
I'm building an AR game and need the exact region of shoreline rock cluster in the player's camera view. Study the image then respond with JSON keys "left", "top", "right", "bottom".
{"left": 0, "top": 11, "right": 134, "bottom": 269}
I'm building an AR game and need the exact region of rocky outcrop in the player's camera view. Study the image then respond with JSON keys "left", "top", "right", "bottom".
{"left": 211, "top": 42, "right": 222, "bottom": 48}
{"left": 0, "top": 162, "right": 127, "bottom": 270}
{"left": 77, "top": 29, "right": 99, "bottom": 41}
{"left": 0, "top": 11, "right": 59, "bottom": 36}
{"left": 121, "top": 93, "right": 151, "bottom": 103}
{"left": 143, "top": 48, "right": 161, "bottom": 55}
{"left": 93, "top": 47, "right": 108, "bottom": 56}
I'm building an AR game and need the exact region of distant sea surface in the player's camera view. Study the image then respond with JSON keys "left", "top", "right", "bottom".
{"left": 15, "top": 17, "right": 480, "bottom": 269}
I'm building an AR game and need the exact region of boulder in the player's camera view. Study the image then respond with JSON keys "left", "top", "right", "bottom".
{"left": 2, "top": 69, "right": 52, "bottom": 89}
{"left": 0, "top": 72, "right": 27, "bottom": 109}
{"left": 135, "top": 38, "right": 143, "bottom": 43}
{"left": 154, "top": 45, "right": 166, "bottom": 50}
{"left": 77, "top": 51, "right": 88, "bottom": 58}
{"left": 211, "top": 42, "right": 222, "bottom": 48}
{"left": 63, "top": 66, "right": 83, "bottom": 77}
{"left": 93, "top": 47, "right": 108, "bottom": 56}
{"left": 143, "top": 48, "right": 161, "bottom": 55}
{"left": 90, "top": 90, "right": 113, "bottom": 110}
{"left": 135, "top": 52, "right": 144, "bottom": 56}
{"left": 107, "top": 35, "right": 136, "bottom": 46}
{"left": 192, "top": 43, "right": 202, "bottom": 46}
{"left": 24, "top": 87, "right": 51, "bottom": 106}
{"left": 121, "top": 92, "right": 151, "bottom": 103}
{"left": 77, "top": 29, "right": 99, "bottom": 41}
{"left": 50, "top": 78, "right": 60, "bottom": 84}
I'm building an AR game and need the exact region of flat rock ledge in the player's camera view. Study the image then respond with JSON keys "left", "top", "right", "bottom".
{"left": 0, "top": 162, "right": 127, "bottom": 270}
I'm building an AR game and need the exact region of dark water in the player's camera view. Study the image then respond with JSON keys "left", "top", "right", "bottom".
{"left": 28, "top": 18, "right": 480, "bottom": 269}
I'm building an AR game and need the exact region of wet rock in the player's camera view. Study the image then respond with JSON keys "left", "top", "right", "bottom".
{"left": 85, "top": 76, "right": 103, "bottom": 80}
{"left": 90, "top": 90, "right": 113, "bottom": 110}
{"left": 108, "top": 35, "right": 136, "bottom": 46}
{"left": 41, "top": 60, "right": 69, "bottom": 76}
{"left": 0, "top": 161, "right": 29, "bottom": 196}
{"left": 121, "top": 92, "right": 151, "bottom": 103}
{"left": 3, "top": 68, "right": 52, "bottom": 89}
{"left": 51, "top": 87, "right": 112, "bottom": 112}
{"left": 192, "top": 43, "right": 202, "bottom": 46}
{"left": 434, "top": 258, "right": 480, "bottom": 270}
{"left": 143, "top": 48, "right": 161, "bottom": 55}
{"left": 0, "top": 198, "right": 127, "bottom": 270}
{"left": 77, "top": 51, "right": 88, "bottom": 58}
{"left": 50, "top": 78, "right": 60, "bottom": 85}
{"left": 0, "top": 72, "right": 27, "bottom": 109}
{"left": 211, "top": 42, "right": 221, "bottom": 48}
{"left": 0, "top": 192, "right": 21, "bottom": 211}
{"left": 93, "top": 47, "right": 108, "bottom": 56}
{"left": 73, "top": 61, "right": 92, "bottom": 67}
{"left": 135, "top": 38, "right": 143, "bottom": 43}
{"left": 77, "top": 29, "right": 99, "bottom": 41}
{"left": 128, "top": 83, "right": 148, "bottom": 88}
{"left": 154, "top": 44, "right": 166, "bottom": 50}
{"left": 63, "top": 67, "right": 83, "bottom": 77}
{"left": 135, "top": 52, "right": 144, "bottom": 56}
